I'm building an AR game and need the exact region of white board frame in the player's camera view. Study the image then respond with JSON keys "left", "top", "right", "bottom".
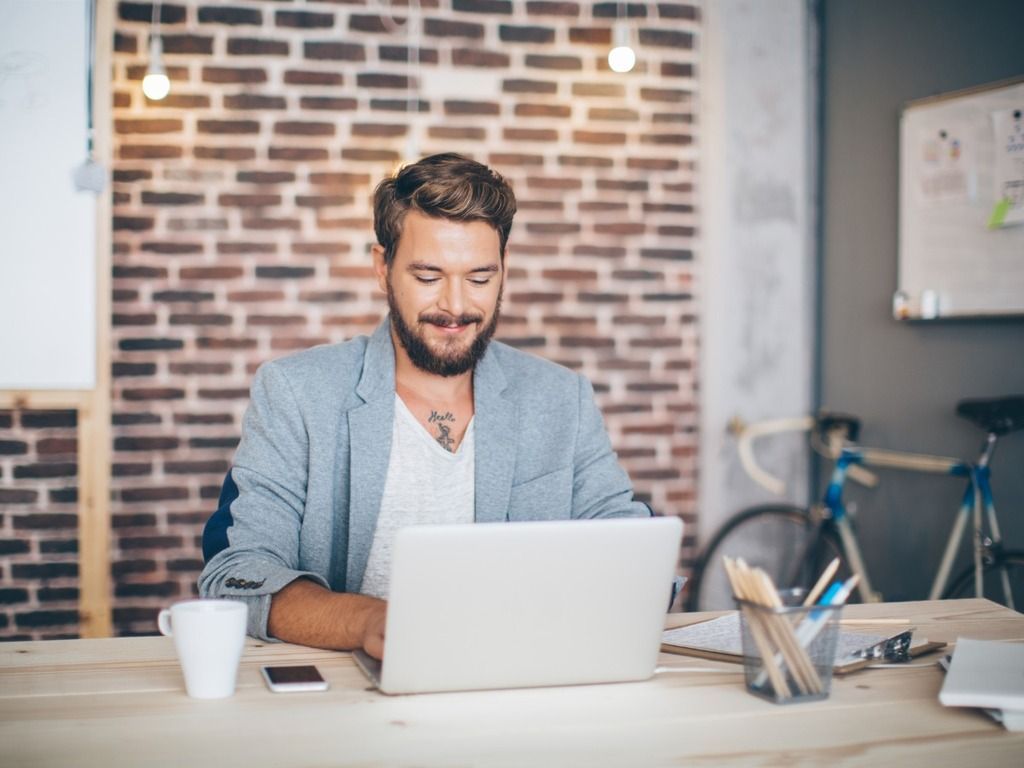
{"left": 897, "top": 76, "right": 1024, "bottom": 320}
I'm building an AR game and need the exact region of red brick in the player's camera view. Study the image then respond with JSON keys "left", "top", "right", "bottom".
{"left": 379, "top": 46, "right": 440, "bottom": 64}
{"left": 227, "top": 38, "right": 289, "bottom": 56}
{"left": 120, "top": 145, "right": 184, "bottom": 160}
{"left": 352, "top": 123, "right": 407, "bottom": 138}
{"left": 525, "top": 54, "right": 581, "bottom": 70}
{"left": 201, "top": 67, "right": 267, "bottom": 84}
{"left": 569, "top": 27, "right": 612, "bottom": 45}
{"left": 197, "top": 119, "right": 260, "bottom": 135}
{"left": 285, "top": 70, "right": 344, "bottom": 86}
{"left": 593, "top": 2, "right": 648, "bottom": 18}
{"left": 115, "top": 119, "right": 183, "bottom": 134}
{"left": 501, "top": 25, "right": 556, "bottom": 43}
{"left": 300, "top": 96, "right": 358, "bottom": 111}
{"left": 525, "top": 2, "right": 580, "bottom": 15}
{"left": 198, "top": 7, "right": 262, "bottom": 26}
{"left": 454, "top": 0, "right": 512, "bottom": 12}
{"left": 424, "top": 18, "right": 485, "bottom": 38}
{"left": 276, "top": 10, "right": 335, "bottom": 29}
{"left": 304, "top": 42, "right": 366, "bottom": 61}
{"left": 429, "top": 126, "right": 487, "bottom": 141}
{"left": 161, "top": 34, "right": 214, "bottom": 54}
{"left": 503, "top": 79, "right": 558, "bottom": 94}
{"left": 269, "top": 147, "right": 330, "bottom": 162}
{"left": 194, "top": 146, "right": 258, "bottom": 161}
{"left": 453, "top": 49, "right": 510, "bottom": 67}
{"left": 223, "top": 94, "right": 286, "bottom": 110}
{"left": 505, "top": 128, "right": 559, "bottom": 142}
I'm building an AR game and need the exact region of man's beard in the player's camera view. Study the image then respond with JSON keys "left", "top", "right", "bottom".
{"left": 387, "top": 282, "right": 502, "bottom": 378}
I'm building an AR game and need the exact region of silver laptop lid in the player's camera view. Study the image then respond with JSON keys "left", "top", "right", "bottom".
{"left": 377, "top": 516, "right": 683, "bottom": 694}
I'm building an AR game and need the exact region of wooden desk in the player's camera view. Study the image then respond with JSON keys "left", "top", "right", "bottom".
{"left": 1, "top": 599, "right": 1021, "bottom": 767}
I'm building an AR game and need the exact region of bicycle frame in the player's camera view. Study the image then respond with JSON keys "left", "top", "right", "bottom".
{"left": 820, "top": 446, "right": 973, "bottom": 603}
{"left": 819, "top": 451, "right": 882, "bottom": 602}
{"left": 926, "top": 434, "right": 1009, "bottom": 604}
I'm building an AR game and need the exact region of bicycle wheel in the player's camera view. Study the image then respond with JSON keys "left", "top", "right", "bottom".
{"left": 686, "top": 504, "right": 848, "bottom": 612}
{"left": 942, "top": 551, "right": 1024, "bottom": 609}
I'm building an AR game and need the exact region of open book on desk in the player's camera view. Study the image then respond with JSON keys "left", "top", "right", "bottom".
{"left": 662, "top": 612, "right": 946, "bottom": 675}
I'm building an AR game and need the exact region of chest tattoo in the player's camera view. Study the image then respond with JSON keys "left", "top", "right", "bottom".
{"left": 428, "top": 410, "right": 456, "bottom": 452}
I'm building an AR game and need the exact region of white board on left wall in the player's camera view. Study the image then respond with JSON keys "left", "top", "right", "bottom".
{"left": 0, "top": 0, "right": 96, "bottom": 390}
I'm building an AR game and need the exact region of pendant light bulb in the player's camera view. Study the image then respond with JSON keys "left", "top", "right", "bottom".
{"left": 143, "top": 35, "right": 170, "bottom": 100}
{"left": 608, "top": 21, "right": 636, "bottom": 74}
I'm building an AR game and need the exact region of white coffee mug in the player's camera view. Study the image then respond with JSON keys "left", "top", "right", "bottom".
{"left": 158, "top": 599, "right": 248, "bottom": 699}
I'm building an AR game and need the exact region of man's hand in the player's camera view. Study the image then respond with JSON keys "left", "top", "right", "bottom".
{"left": 362, "top": 601, "right": 387, "bottom": 660}
{"left": 268, "top": 578, "right": 387, "bottom": 655}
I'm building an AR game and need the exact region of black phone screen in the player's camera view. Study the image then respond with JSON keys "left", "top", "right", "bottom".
{"left": 263, "top": 665, "right": 324, "bottom": 685}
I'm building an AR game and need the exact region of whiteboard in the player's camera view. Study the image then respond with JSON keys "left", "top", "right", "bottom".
{"left": 0, "top": 0, "right": 96, "bottom": 389}
{"left": 897, "top": 77, "right": 1024, "bottom": 320}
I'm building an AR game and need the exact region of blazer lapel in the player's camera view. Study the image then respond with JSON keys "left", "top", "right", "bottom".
{"left": 346, "top": 320, "right": 396, "bottom": 591}
{"left": 473, "top": 347, "right": 516, "bottom": 523}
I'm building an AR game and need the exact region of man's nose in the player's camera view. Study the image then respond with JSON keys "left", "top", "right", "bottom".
{"left": 438, "top": 278, "right": 465, "bottom": 316}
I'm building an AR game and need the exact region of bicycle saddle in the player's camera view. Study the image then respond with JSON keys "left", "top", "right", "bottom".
{"left": 956, "top": 396, "right": 1024, "bottom": 436}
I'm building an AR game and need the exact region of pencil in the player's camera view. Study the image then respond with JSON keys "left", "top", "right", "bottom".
{"left": 838, "top": 618, "right": 911, "bottom": 625}
{"left": 803, "top": 558, "right": 840, "bottom": 607}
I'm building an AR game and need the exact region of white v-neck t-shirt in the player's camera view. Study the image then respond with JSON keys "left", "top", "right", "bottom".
{"left": 359, "top": 395, "right": 476, "bottom": 599}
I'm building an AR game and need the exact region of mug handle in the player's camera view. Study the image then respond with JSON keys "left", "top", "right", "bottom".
{"left": 157, "top": 608, "right": 173, "bottom": 637}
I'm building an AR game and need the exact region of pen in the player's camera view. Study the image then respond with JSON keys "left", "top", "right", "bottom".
{"left": 795, "top": 574, "right": 861, "bottom": 648}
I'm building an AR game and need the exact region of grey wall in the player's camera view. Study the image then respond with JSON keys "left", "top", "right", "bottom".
{"left": 819, "top": 0, "right": 1024, "bottom": 601}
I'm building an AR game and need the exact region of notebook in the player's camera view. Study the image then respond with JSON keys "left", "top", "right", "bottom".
{"left": 352, "top": 515, "right": 683, "bottom": 695}
{"left": 939, "top": 637, "right": 1024, "bottom": 712}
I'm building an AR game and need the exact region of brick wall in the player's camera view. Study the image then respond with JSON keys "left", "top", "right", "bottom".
{"left": 0, "top": 0, "right": 700, "bottom": 639}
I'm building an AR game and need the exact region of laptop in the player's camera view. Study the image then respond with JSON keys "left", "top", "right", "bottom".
{"left": 352, "top": 515, "right": 683, "bottom": 695}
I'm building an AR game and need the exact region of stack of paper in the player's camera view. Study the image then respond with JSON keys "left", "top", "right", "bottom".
{"left": 939, "top": 637, "right": 1024, "bottom": 731}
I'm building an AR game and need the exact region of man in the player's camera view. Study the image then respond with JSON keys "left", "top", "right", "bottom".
{"left": 199, "top": 153, "right": 649, "bottom": 659}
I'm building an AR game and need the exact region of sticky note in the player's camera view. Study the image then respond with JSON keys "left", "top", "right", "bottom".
{"left": 987, "top": 197, "right": 1011, "bottom": 229}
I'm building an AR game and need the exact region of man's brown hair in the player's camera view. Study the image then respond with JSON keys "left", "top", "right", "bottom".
{"left": 373, "top": 153, "right": 517, "bottom": 265}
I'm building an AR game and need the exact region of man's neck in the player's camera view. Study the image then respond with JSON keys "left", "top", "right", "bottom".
{"left": 391, "top": 330, "right": 475, "bottom": 406}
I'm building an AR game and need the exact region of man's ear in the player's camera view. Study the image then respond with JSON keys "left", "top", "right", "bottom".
{"left": 371, "top": 244, "right": 388, "bottom": 293}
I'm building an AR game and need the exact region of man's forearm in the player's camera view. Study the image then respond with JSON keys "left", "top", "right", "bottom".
{"left": 268, "top": 578, "right": 386, "bottom": 657}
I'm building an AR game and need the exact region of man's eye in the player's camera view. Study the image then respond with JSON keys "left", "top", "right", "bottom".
{"left": 469, "top": 277, "right": 492, "bottom": 286}
{"left": 414, "top": 276, "right": 440, "bottom": 284}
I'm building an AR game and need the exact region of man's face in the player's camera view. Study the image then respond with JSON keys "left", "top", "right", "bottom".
{"left": 373, "top": 210, "right": 505, "bottom": 377}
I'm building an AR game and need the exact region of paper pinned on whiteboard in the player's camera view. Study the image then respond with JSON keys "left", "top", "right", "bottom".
{"left": 914, "top": 123, "right": 977, "bottom": 206}
{"left": 991, "top": 107, "right": 1024, "bottom": 227}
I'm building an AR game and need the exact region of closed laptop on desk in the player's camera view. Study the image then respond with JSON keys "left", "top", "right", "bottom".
{"left": 353, "top": 516, "right": 683, "bottom": 695}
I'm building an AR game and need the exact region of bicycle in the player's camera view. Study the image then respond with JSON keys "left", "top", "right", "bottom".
{"left": 685, "top": 396, "right": 1024, "bottom": 612}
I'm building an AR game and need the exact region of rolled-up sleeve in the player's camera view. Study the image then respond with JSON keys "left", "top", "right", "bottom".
{"left": 198, "top": 362, "right": 329, "bottom": 640}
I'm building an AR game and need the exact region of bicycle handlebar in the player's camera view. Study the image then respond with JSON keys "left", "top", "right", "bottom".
{"left": 731, "top": 415, "right": 879, "bottom": 495}
{"left": 732, "top": 415, "right": 967, "bottom": 495}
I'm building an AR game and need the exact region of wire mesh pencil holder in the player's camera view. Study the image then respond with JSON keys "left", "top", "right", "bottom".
{"left": 735, "top": 593, "right": 843, "bottom": 705}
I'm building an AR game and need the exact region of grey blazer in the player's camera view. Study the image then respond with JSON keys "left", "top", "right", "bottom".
{"left": 199, "top": 318, "right": 649, "bottom": 639}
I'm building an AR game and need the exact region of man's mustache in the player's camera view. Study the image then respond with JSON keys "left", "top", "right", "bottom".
{"left": 419, "top": 313, "right": 484, "bottom": 327}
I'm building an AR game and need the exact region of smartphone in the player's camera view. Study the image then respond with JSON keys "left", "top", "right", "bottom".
{"left": 260, "top": 665, "right": 329, "bottom": 693}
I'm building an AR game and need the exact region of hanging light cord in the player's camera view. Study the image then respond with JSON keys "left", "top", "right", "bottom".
{"left": 84, "top": 0, "right": 96, "bottom": 157}
{"left": 151, "top": 0, "right": 161, "bottom": 41}
{"left": 378, "top": 0, "right": 421, "bottom": 149}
